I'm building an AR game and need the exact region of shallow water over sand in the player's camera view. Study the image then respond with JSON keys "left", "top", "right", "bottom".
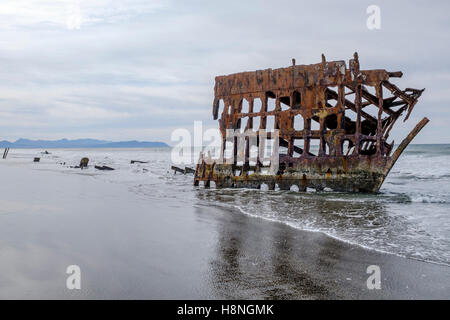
{"left": 2, "top": 144, "right": 450, "bottom": 267}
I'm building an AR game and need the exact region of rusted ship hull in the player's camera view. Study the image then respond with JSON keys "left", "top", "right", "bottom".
{"left": 194, "top": 53, "right": 428, "bottom": 192}
{"left": 202, "top": 161, "right": 387, "bottom": 192}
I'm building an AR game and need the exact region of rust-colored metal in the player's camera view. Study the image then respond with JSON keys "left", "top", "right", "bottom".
{"left": 194, "top": 53, "right": 428, "bottom": 192}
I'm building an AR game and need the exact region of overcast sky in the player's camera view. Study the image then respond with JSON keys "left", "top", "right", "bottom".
{"left": 0, "top": 0, "right": 448, "bottom": 144}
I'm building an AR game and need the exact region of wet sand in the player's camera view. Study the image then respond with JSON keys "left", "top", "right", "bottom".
{"left": 0, "top": 163, "right": 448, "bottom": 299}
{"left": 202, "top": 204, "right": 450, "bottom": 299}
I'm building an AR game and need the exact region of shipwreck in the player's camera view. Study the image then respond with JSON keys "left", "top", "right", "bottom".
{"left": 194, "top": 53, "right": 428, "bottom": 192}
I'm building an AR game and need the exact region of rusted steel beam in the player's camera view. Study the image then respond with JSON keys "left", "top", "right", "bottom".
{"left": 383, "top": 81, "right": 414, "bottom": 104}
{"left": 382, "top": 82, "right": 425, "bottom": 121}
{"left": 389, "top": 117, "right": 429, "bottom": 168}
{"left": 326, "top": 88, "right": 378, "bottom": 124}
{"left": 2, "top": 148, "right": 9, "bottom": 159}
{"left": 375, "top": 117, "right": 430, "bottom": 190}
{"left": 403, "top": 88, "right": 425, "bottom": 121}
{"left": 279, "top": 137, "right": 315, "bottom": 157}
{"left": 388, "top": 71, "right": 403, "bottom": 78}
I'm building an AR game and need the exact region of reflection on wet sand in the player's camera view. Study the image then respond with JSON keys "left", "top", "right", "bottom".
{"left": 202, "top": 203, "right": 337, "bottom": 299}
{"left": 196, "top": 190, "right": 391, "bottom": 299}
{"left": 268, "top": 226, "right": 331, "bottom": 299}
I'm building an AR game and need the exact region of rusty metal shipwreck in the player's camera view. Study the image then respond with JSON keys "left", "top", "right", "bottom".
{"left": 193, "top": 53, "right": 428, "bottom": 192}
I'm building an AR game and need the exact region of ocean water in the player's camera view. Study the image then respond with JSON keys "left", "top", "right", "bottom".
{"left": 3, "top": 144, "right": 450, "bottom": 266}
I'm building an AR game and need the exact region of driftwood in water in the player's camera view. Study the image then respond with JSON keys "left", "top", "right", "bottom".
{"left": 33, "top": 157, "right": 40, "bottom": 162}
{"left": 171, "top": 166, "right": 195, "bottom": 175}
{"left": 172, "top": 166, "right": 184, "bottom": 174}
{"left": 95, "top": 165, "right": 115, "bottom": 171}
{"left": 131, "top": 160, "right": 148, "bottom": 164}
{"left": 184, "top": 167, "right": 195, "bottom": 174}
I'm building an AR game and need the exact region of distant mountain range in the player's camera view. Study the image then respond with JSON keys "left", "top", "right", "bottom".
{"left": 0, "top": 138, "right": 169, "bottom": 149}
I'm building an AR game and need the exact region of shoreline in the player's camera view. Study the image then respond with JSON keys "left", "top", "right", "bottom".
{"left": 222, "top": 201, "right": 450, "bottom": 269}
{"left": 0, "top": 161, "right": 448, "bottom": 299}
{"left": 197, "top": 203, "right": 450, "bottom": 299}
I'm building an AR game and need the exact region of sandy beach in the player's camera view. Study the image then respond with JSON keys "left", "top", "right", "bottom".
{"left": 0, "top": 155, "right": 448, "bottom": 299}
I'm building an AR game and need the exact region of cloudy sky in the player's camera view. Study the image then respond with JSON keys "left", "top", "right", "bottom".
{"left": 0, "top": 0, "right": 448, "bottom": 144}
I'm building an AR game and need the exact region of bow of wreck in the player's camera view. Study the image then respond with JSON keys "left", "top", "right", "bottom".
{"left": 194, "top": 53, "right": 429, "bottom": 192}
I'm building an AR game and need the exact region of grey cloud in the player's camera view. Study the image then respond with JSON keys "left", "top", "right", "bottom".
{"left": 0, "top": 0, "right": 448, "bottom": 143}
